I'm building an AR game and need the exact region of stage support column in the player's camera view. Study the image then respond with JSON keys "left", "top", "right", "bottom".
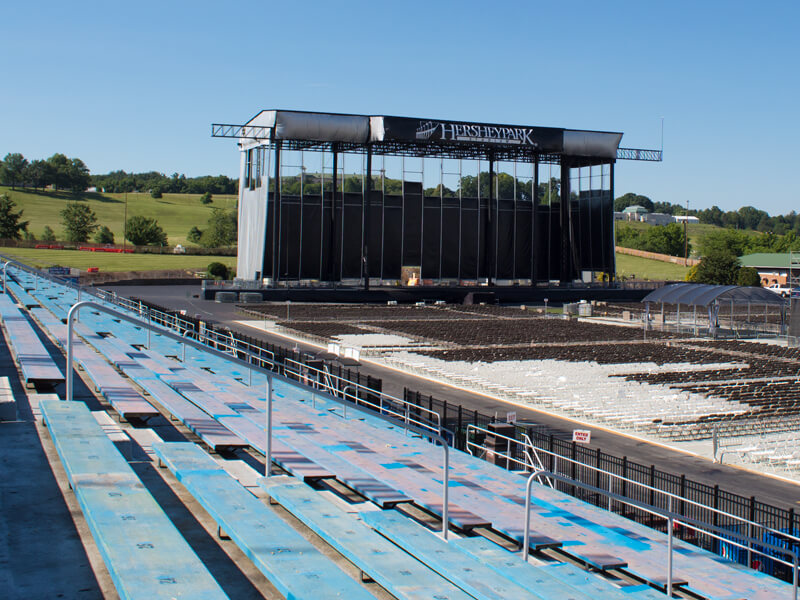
{"left": 609, "top": 161, "right": 616, "bottom": 282}
{"left": 532, "top": 157, "right": 539, "bottom": 283}
{"left": 486, "top": 153, "right": 495, "bottom": 286}
{"left": 560, "top": 158, "right": 573, "bottom": 283}
{"left": 362, "top": 146, "right": 372, "bottom": 291}
{"left": 330, "top": 143, "right": 339, "bottom": 282}
{"left": 271, "top": 138, "right": 282, "bottom": 287}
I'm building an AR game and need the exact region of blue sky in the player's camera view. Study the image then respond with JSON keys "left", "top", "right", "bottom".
{"left": 2, "top": 1, "right": 797, "bottom": 215}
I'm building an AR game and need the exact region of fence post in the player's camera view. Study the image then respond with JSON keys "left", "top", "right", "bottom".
{"left": 570, "top": 442, "right": 577, "bottom": 497}
{"left": 712, "top": 484, "right": 720, "bottom": 554}
{"left": 620, "top": 456, "right": 628, "bottom": 515}
{"left": 594, "top": 447, "right": 602, "bottom": 506}
{"left": 748, "top": 496, "right": 756, "bottom": 567}
{"left": 679, "top": 474, "right": 687, "bottom": 539}
{"left": 650, "top": 465, "right": 656, "bottom": 508}
{"left": 457, "top": 405, "right": 463, "bottom": 450}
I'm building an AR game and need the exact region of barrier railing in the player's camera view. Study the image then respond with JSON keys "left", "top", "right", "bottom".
{"left": 63, "top": 299, "right": 453, "bottom": 540}
{"left": 523, "top": 469, "right": 799, "bottom": 600}
{"left": 465, "top": 424, "right": 800, "bottom": 596}
{"left": 90, "top": 290, "right": 447, "bottom": 430}
{"left": 0, "top": 258, "right": 442, "bottom": 439}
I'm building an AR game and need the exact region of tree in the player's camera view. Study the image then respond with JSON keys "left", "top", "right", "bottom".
{"left": 42, "top": 225, "right": 56, "bottom": 241}
{"left": 125, "top": 216, "right": 167, "bottom": 246}
{"left": 200, "top": 208, "right": 237, "bottom": 248}
{"left": 200, "top": 192, "right": 213, "bottom": 204}
{"left": 690, "top": 249, "right": 741, "bottom": 285}
{"left": 187, "top": 226, "right": 203, "bottom": 243}
{"left": 736, "top": 267, "right": 761, "bottom": 287}
{"left": 150, "top": 188, "right": 163, "bottom": 199}
{"left": 614, "top": 192, "right": 654, "bottom": 213}
{"left": 61, "top": 202, "right": 98, "bottom": 242}
{"left": 25, "top": 159, "right": 55, "bottom": 191}
{"left": 1, "top": 153, "right": 29, "bottom": 189}
{"left": 0, "top": 194, "right": 28, "bottom": 239}
{"left": 47, "top": 153, "right": 71, "bottom": 190}
{"left": 94, "top": 225, "right": 114, "bottom": 244}
{"left": 206, "top": 261, "right": 229, "bottom": 280}
{"left": 67, "top": 158, "right": 90, "bottom": 193}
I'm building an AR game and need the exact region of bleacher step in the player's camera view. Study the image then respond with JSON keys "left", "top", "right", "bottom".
{"left": 360, "top": 509, "right": 545, "bottom": 600}
{"left": 263, "top": 480, "right": 475, "bottom": 600}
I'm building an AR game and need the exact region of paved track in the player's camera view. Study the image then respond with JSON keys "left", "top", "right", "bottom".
{"left": 105, "top": 284, "right": 800, "bottom": 512}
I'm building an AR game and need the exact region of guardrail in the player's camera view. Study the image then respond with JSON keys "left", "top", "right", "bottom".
{"left": 523, "top": 469, "right": 798, "bottom": 599}
{"left": 0, "top": 257, "right": 441, "bottom": 438}
{"left": 63, "top": 299, "right": 453, "bottom": 540}
{"left": 464, "top": 424, "right": 800, "bottom": 596}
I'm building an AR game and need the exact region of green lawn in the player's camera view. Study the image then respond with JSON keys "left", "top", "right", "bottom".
{"left": 0, "top": 247, "right": 236, "bottom": 272}
{"left": 615, "top": 252, "right": 690, "bottom": 281}
{"left": 0, "top": 187, "right": 237, "bottom": 246}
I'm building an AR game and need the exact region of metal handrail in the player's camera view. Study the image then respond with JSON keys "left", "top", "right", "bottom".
{"left": 63, "top": 299, "right": 453, "bottom": 539}
{"left": 523, "top": 469, "right": 799, "bottom": 599}
{"left": 283, "top": 357, "right": 443, "bottom": 435}
{"left": 467, "top": 424, "right": 800, "bottom": 564}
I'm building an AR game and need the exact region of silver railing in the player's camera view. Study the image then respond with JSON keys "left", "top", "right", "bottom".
{"left": 60, "top": 299, "right": 454, "bottom": 541}
{"left": 89, "top": 289, "right": 443, "bottom": 435}
{"left": 466, "top": 424, "right": 800, "bottom": 595}
{"left": 523, "top": 469, "right": 799, "bottom": 599}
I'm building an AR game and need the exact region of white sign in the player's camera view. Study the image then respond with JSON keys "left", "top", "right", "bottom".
{"left": 572, "top": 429, "right": 591, "bottom": 444}
{"left": 506, "top": 411, "right": 517, "bottom": 424}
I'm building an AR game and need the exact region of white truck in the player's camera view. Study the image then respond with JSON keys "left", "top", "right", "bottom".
{"left": 765, "top": 283, "right": 792, "bottom": 297}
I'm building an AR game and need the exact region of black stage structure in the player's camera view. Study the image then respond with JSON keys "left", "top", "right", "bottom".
{"left": 212, "top": 110, "right": 661, "bottom": 303}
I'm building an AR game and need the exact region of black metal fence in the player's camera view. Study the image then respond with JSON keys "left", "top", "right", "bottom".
{"left": 404, "top": 388, "right": 800, "bottom": 581}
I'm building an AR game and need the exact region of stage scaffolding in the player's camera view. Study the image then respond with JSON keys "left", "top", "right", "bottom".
{"left": 214, "top": 110, "right": 661, "bottom": 288}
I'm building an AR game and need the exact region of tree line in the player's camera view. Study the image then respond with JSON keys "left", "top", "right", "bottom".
{"left": 0, "top": 153, "right": 90, "bottom": 193}
{"left": 92, "top": 170, "right": 237, "bottom": 195}
{"left": 615, "top": 192, "right": 800, "bottom": 236}
{"left": 0, "top": 152, "right": 238, "bottom": 196}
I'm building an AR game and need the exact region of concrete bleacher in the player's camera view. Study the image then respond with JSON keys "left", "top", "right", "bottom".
{"left": 0, "top": 292, "right": 63, "bottom": 386}
{"left": 39, "top": 399, "right": 228, "bottom": 599}
{"left": 152, "top": 441, "right": 376, "bottom": 600}
{"left": 6, "top": 264, "right": 797, "bottom": 600}
{"left": 261, "top": 479, "right": 475, "bottom": 600}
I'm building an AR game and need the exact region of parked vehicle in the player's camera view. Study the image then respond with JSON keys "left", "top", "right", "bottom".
{"left": 765, "top": 283, "right": 792, "bottom": 297}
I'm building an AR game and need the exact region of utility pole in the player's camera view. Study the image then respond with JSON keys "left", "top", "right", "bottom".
{"left": 123, "top": 189, "right": 128, "bottom": 251}
{"left": 684, "top": 199, "right": 689, "bottom": 266}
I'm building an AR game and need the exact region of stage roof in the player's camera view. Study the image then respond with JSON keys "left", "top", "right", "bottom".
{"left": 642, "top": 283, "right": 788, "bottom": 307}
{"left": 212, "top": 109, "right": 632, "bottom": 164}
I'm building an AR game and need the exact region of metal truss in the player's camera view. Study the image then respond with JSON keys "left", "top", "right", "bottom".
{"left": 213, "top": 123, "right": 662, "bottom": 164}
{"left": 617, "top": 148, "right": 663, "bottom": 161}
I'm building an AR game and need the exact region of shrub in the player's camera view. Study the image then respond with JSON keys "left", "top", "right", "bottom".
{"left": 187, "top": 226, "right": 203, "bottom": 243}
{"left": 61, "top": 202, "right": 98, "bottom": 242}
{"left": 736, "top": 266, "right": 761, "bottom": 287}
{"left": 200, "top": 192, "right": 213, "bottom": 204}
{"left": 125, "top": 216, "right": 167, "bottom": 246}
{"left": 150, "top": 188, "right": 162, "bottom": 198}
{"left": 42, "top": 225, "right": 56, "bottom": 241}
{"left": 207, "top": 261, "right": 228, "bottom": 280}
{"left": 94, "top": 225, "right": 114, "bottom": 244}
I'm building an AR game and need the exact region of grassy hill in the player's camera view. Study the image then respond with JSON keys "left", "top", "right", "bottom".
{"left": 615, "top": 252, "right": 690, "bottom": 281}
{"left": 0, "top": 247, "right": 236, "bottom": 272}
{"left": 0, "top": 186, "right": 237, "bottom": 246}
